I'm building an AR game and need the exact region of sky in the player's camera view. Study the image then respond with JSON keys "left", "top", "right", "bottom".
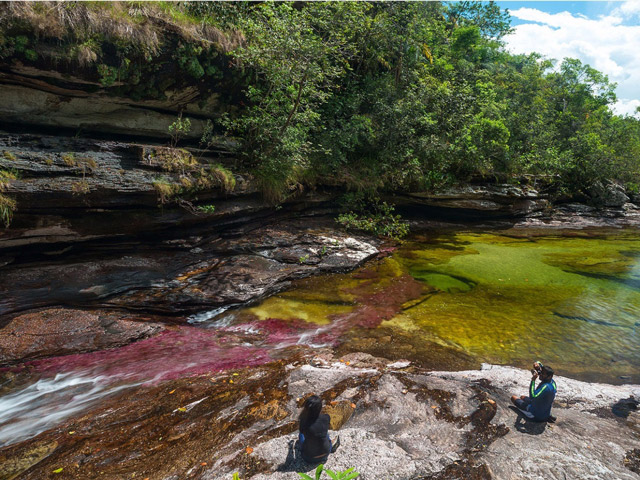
{"left": 497, "top": 1, "right": 640, "bottom": 117}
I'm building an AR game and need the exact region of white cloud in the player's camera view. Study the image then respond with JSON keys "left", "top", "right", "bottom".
{"left": 504, "top": 1, "right": 640, "bottom": 117}
{"left": 617, "top": 0, "right": 640, "bottom": 17}
{"left": 614, "top": 98, "right": 640, "bottom": 117}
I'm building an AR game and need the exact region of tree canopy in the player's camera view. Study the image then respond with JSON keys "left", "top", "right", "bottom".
{"left": 2, "top": 1, "right": 639, "bottom": 203}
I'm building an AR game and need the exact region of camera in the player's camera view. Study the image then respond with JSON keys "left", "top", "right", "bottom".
{"left": 532, "top": 362, "right": 543, "bottom": 375}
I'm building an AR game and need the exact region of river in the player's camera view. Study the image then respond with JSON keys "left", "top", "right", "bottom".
{"left": 1, "top": 228, "right": 639, "bottom": 447}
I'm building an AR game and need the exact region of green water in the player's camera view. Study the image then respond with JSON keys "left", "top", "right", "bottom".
{"left": 240, "top": 231, "right": 640, "bottom": 384}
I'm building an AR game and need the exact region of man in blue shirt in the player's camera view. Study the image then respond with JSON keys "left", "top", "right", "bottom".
{"left": 511, "top": 362, "right": 557, "bottom": 421}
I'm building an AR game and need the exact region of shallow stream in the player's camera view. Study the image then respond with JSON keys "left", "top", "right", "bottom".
{"left": 2, "top": 229, "right": 640, "bottom": 446}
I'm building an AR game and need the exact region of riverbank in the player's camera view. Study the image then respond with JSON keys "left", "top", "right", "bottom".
{"left": 3, "top": 141, "right": 640, "bottom": 477}
{"left": 1, "top": 350, "right": 638, "bottom": 479}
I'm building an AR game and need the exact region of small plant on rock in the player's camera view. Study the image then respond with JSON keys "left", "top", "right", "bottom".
{"left": 197, "top": 204, "right": 216, "bottom": 214}
{"left": 3, "top": 150, "right": 16, "bottom": 161}
{"left": 0, "top": 169, "right": 17, "bottom": 227}
{"left": 168, "top": 113, "right": 192, "bottom": 148}
{"left": 71, "top": 180, "right": 90, "bottom": 195}
{"left": 77, "top": 157, "right": 97, "bottom": 180}
{"left": 152, "top": 178, "right": 181, "bottom": 204}
{"left": 62, "top": 153, "right": 77, "bottom": 167}
{"left": 298, "top": 464, "right": 360, "bottom": 480}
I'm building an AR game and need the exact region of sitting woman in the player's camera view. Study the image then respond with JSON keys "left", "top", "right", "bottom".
{"left": 298, "top": 395, "right": 335, "bottom": 463}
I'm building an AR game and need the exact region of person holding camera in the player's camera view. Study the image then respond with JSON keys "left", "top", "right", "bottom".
{"left": 511, "top": 361, "right": 557, "bottom": 421}
{"left": 298, "top": 395, "right": 340, "bottom": 464}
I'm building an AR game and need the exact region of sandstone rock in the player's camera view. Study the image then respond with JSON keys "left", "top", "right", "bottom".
{"left": 588, "top": 181, "right": 630, "bottom": 208}
{"left": 399, "top": 184, "right": 549, "bottom": 217}
{"left": 0, "top": 221, "right": 379, "bottom": 318}
{"left": 0, "top": 308, "right": 165, "bottom": 364}
{"left": 0, "top": 441, "right": 57, "bottom": 480}
{"left": 1, "top": 355, "right": 638, "bottom": 480}
{"left": 0, "top": 77, "right": 217, "bottom": 141}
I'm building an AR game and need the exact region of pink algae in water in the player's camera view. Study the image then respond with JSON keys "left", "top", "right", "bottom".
{"left": 22, "top": 275, "right": 423, "bottom": 386}
{"left": 28, "top": 327, "right": 272, "bottom": 385}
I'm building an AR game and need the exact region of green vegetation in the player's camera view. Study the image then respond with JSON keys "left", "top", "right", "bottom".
{"left": 3, "top": 151, "right": 16, "bottom": 161}
{"left": 196, "top": 204, "right": 216, "bottom": 214}
{"left": 217, "top": 2, "right": 639, "bottom": 202}
{"left": 62, "top": 153, "right": 76, "bottom": 167}
{"left": 298, "top": 464, "right": 360, "bottom": 480}
{"left": 70, "top": 180, "right": 90, "bottom": 195}
{"left": 168, "top": 114, "right": 192, "bottom": 148}
{"left": 150, "top": 159, "right": 235, "bottom": 206}
{"left": 229, "top": 465, "right": 359, "bottom": 480}
{"left": 2, "top": 1, "right": 640, "bottom": 226}
{"left": 337, "top": 193, "right": 410, "bottom": 240}
{"left": 0, "top": 169, "right": 17, "bottom": 227}
{"left": 152, "top": 177, "right": 181, "bottom": 204}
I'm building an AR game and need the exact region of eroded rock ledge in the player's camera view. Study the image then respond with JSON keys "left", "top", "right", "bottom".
{"left": 1, "top": 353, "right": 638, "bottom": 480}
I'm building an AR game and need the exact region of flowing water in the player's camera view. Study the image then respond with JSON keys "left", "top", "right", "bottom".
{"left": 2, "top": 229, "right": 640, "bottom": 446}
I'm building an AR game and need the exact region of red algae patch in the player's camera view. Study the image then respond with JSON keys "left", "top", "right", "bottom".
{"left": 28, "top": 327, "right": 272, "bottom": 384}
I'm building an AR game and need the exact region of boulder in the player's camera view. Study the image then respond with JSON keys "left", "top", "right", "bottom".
{"left": 588, "top": 181, "right": 630, "bottom": 208}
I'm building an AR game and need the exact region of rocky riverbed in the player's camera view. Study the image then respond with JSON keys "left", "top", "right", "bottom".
{"left": 1, "top": 351, "right": 638, "bottom": 480}
{"left": 3, "top": 130, "right": 640, "bottom": 479}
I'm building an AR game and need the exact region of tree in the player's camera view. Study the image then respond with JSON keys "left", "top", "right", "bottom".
{"left": 223, "top": 2, "right": 368, "bottom": 201}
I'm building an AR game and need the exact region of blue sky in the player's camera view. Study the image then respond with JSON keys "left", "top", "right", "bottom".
{"left": 493, "top": 1, "right": 640, "bottom": 116}
{"left": 500, "top": 2, "right": 613, "bottom": 21}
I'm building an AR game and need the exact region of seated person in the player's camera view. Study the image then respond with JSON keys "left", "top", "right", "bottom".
{"left": 298, "top": 395, "right": 336, "bottom": 463}
{"left": 511, "top": 361, "right": 557, "bottom": 421}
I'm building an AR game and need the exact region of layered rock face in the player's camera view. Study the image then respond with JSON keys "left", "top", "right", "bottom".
{"left": 398, "top": 184, "right": 550, "bottom": 218}
{"left": 0, "top": 74, "right": 213, "bottom": 140}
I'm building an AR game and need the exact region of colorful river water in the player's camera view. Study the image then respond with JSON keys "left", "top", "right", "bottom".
{"left": 1, "top": 229, "right": 640, "bottom": 446}
{"left": 243, "top": 230, "right": 640, "bottom": 383}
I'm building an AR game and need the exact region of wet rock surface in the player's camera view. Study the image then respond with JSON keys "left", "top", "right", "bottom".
{"left": 0, "top": 308, "right": 166, "bottom": 365}
{"left": 104, "top": 230, "right": 379, "bottom": 313}
{"left": 1, "top": 354, "right": 638, "bottom": 480}
{"left": 0, "top": 221, "right": 380, "bottom": 318}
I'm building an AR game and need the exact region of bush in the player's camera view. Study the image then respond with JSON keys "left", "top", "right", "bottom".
{"left": 337, "top": 197, "right": 409, "bottom": 240}
{"left": 197, "top": 204, "right": 216, "bottom": 214}
{"left": 152, "top": 178, "right": 181, "bottom": 204}
{"left": 169, "top": 114, "right": 192, "bottom": 148}
{"left": 0, "top": 193, "right": 16, "bottom": 227}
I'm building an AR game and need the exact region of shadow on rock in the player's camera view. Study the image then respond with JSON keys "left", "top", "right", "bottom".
{"left": 612, "top": 396, "right": 639, "bottom": 419}
{"left": 509, "top": 406, "right": 547, "bottom": 435}
{"left": 275, "top": 439, "right": 324, "bottom": 473}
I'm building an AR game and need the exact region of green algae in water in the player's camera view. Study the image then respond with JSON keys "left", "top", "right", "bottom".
{"left": 409, "top": 271, "right": 475, "bottom": 293}
{"left": 398, "top": 232, "right": 640, "bottom": 383}
{"left": 245, "top": 257, "right": 407, "bottom": 325}
{"left": 234, "top": 232, "right": 640, "bottom": 383}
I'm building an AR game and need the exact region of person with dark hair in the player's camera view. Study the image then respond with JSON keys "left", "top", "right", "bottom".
{"left": 298, "top": 395, "right": 339, "bottom": 463}
{"left": 511, "top": 361, "right": 557, "bottom": 421}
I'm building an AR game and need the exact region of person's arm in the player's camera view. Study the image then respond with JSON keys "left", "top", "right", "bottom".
{"left": 530, "top": 381, "right": 549, "bottom": 401}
